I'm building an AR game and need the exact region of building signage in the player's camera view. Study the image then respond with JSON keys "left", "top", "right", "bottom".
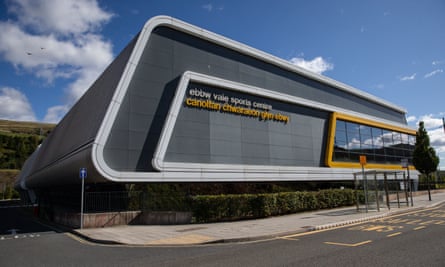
{"left": 185, "top": 87, "right": 290, "bottom": 124}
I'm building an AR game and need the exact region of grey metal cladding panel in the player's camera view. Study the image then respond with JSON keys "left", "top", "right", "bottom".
{"left": 141, "top": 49, "right": 174, "bottom": 69}
{"left": 210, "top": 122, "right": 241, "bottom": 141}
{"left": 269, "top": 145, "right": 295, "bottom": 160}
{"left": 241, "top": 128, "right": 269, "bottom": 144}
{"left": 154, "top": 27, "right": 406, "bottom": 123}
{"left": 210, "top": 139, "right": 242, "bottom": 157}
{"left": 165, "top": 152, "right": 211, "bottom": 163}
{"left": 30, "top": 36, "right": 138, "bottom": 173}
{"left": 210, "top": 155, "right": 242, "bottom": 164}
{"left": 164, "top": 105, "right": 211, "bottom": 162}
{"left": 269, "top": 132, "right": 293, "bottom": 146}
{"left": 103, "top": 147, "right": 129, "bottom": 170}
{"left": 166, "top": 136, "right": 211, "bottom": 156}
{"left": 241, "top": 143, "right": 270, "bottom": 160}
{"left": 210, "top": 112, "right": 241, "bottom": 127}
{"left": 104, "top": 36, "right": 180, "bottom": 171}
{"left": 132, "top": 64, "right": 174, "bottom": 88}
{"left": 172, "top": 120, "right": 209, "bottom": 139}
{"left": 129, "top": 113, "right": 154, "bottom": 133}
{"left": 130, "top": 93, "right": 156, "bottom": 111}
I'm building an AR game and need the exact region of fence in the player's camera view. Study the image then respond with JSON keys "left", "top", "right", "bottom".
{"left": 84, "top": 191, "right": 192, "bottom": 213}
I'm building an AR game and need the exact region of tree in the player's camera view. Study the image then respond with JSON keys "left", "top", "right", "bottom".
{"left": 412, "top": 121, "right": 439, "bottom": 201}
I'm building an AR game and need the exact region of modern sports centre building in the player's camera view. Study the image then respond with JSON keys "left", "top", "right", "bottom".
{"left": 16, "top": 16, "right": 417, "bottom": 201}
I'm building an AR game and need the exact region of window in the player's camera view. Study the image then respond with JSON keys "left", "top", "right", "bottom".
{"left": 328, "top": 113, "right": 416, "bottom": 168}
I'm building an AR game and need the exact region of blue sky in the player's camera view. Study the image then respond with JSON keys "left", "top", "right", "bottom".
{"left": 0, "top": 0, "right": 444, "bottom": 167}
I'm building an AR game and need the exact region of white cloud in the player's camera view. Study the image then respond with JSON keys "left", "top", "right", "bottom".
{"left": 412, "top": 113, "right": 445, "bottom": 168}
{"left": 406, "top": 115, "right": 417, "bottom": 123}
{"left": 399, "top": 73, "right": 416, "bottom": 81}
{"left": 202, "top": 4, "right": 213, "bottom": 12}
{"left": 289, "top": 56, "right": 334, "bottom": 75}
{"left": 374, "top": 84, "right": 385, "bottom": 90}
{"left": 43, "top": 105, "right": 69, "bottom": 123}
{"left": 0, "top": 0, "right": 114, "bottom": 122}
{"left": 424, "top": 69, "right": 443, "bottom": 79}
{"left": 432, "top": 60, "right": 444, "bottom": 66}
{"left": 419, "top": 114, "right": 444, "bottom": 129}
{"left": 0, "top": 87, "right": 36, "bottom": 121}
{"left": 202, "top": 3, "right": 223, "bottom": 12}
{"left": 8, "top": 0, "right": 113, "bottom": 36}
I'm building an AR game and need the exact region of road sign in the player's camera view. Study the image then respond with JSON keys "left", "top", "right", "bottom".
{"left": 79, "top": 168, "right": 87, "bottom": 179}
{"left": 359, "top": 155, "right": 367, "bottom": 166}
{"left": 79, "top": 167, "right": 87, "bottom": 229}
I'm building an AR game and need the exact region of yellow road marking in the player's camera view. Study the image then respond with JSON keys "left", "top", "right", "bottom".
{"left": 387, "top": 232, "right": 402, "bottom": 237}
{"left": 280, "top": 236, "right": 300, "bottom": 241}
{"left": 324, "top": 240, "right": 372, "bottom": 247}
{"left": 363, "top": 225, "right": 388, "bottom": 231}
{"left": 414, "top": 226, "right": 426, "bottom": 230}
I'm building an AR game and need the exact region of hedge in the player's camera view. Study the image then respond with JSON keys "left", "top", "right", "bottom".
{"left": 191, "top": 189, "right": 357, "bottom": 223}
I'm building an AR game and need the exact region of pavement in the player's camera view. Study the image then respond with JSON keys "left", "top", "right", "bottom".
{"left": 74, "top": 191, "right": 445, "bottom": 246}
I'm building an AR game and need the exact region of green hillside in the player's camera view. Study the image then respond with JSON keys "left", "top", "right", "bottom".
{"left": 0, "top": 119, "right": 54, "bottom": 135}
{"left": 0, "top": 119, "right": 56, "bottom": 199}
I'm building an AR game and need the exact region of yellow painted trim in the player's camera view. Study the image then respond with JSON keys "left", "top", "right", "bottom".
{"left": 326, "top": 112, "right": 417, "bottom": 170}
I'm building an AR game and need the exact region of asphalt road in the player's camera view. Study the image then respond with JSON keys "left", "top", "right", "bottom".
{"left": 2, "top": 203, "right": 445, "bottom": 266}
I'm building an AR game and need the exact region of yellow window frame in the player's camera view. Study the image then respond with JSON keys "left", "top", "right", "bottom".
{"left": 325, "top": 112, "right": 417, "bottom": 170}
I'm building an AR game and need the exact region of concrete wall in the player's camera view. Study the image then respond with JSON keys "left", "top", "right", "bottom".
{"left": 53, "top": 210, "right": 192, "bottom": 228}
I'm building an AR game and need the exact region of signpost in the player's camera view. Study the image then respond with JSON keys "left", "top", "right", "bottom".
{"left": 79, "top": 168, "right": 87, "bottom": 229}
{"left": 359, "top": 155, "right": 368, "bottom": 212}
{"left": 401, "top": 158, "right": 413, "bottom": 206}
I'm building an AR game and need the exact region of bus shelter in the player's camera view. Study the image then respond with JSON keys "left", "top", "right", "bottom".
{"left": 354, "top": 170, "right": 413, "bottom": 212}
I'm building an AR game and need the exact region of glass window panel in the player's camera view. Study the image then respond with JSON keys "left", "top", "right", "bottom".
{"left": 393, "top": 148, "right": 404, "bottom": 157}
{"left": 336, "top": 120, "right": 346, "bottom": 132}
{"left": 374, "top": 153, "right": 385, "bottom": 163}
{"left": 393, "top": 132, "right": 402, "bottom": 145}
{"left": 346, "top": 122, "right": 360, "bottom": 134}
{"left": 334, "top": 150, "right": 349, "bottom": 161}
{"left": 401, "top": 133, "right": 409, "bottom": 144}
{"left": 408, "top": 135, "right": 416, "bottom": 146}
{"left": 335, "top": 130, "right": 347, "bottom": 143}
{"left": 334, "top": 141, "right": 347, "bottom": 151}
{"left": 349, "top": 152, "right": 360, "bottom": 162}
{"left": 361, "top": 143, "right": 373, "bottom": 150}
{"left": 382, "top": 130, "right": 393, "bottom": 146}
{"left": 360, "top": 125, "right": 372, "bottom": 136}
{"left": 361, "top": 134, "right": 373, "bottom": 147}
{"left": 372, "top": 127, "right": 384, "bottom": 148}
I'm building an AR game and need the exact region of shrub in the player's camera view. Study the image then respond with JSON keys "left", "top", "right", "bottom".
{"left": 191, "top": 189, "right": 357, "bottom": 223}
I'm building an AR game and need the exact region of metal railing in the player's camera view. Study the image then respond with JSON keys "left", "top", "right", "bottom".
{"left": 84, "top": 191, "right": 192, "bottom": 213}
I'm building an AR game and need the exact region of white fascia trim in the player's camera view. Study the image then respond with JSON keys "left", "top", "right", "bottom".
{"left": 152, "top": 71, "right": 414, "bottom": 173}
{"left": 91, "top": 16, "right": 410, "bottom": 183}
